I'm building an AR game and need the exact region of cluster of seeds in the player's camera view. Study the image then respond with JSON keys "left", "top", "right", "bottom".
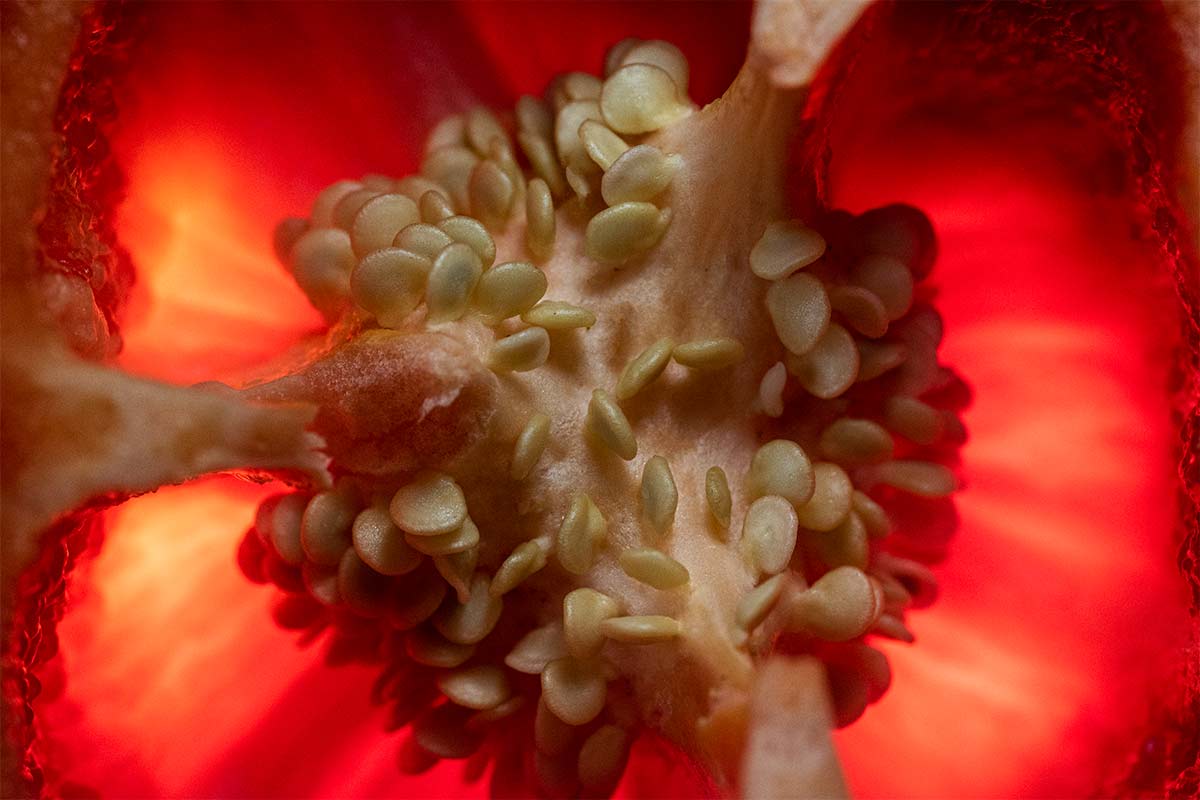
{"left": 255, "top": 35, "right": 966, "bottom": 797}
{"left": 723, "top": 205, "right": 966, "bottom": 671}
{"left": 272, "top": 39, "right": 694, "bottom": 388}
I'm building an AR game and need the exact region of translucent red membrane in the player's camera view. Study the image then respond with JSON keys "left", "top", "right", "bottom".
{"left": 38, "top": 2, "right": 1188, "bottom": 798}
{"left": 828, "top": 125, "right": 1185, "bottom": 797}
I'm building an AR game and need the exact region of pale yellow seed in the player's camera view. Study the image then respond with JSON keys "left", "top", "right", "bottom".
{"left": 360, "top": 173, "right": 396, "bottom": 190}
{"left": 469, "top": 160, "right": 515, "bottom": 230}
{"left": 758, "top": 361, "right": 787, "bottom": 418}
{"left": 336, "top": 549, "right": 393, "bottom": 618}
{"left": 604, "top": 37, "right": 642, "bottom": 77}
{"left": 522, "top": 300, "right": 596, "bottom": 330}
{"left": 618, "top": 548, "right": 689, "bottom": 590}
{"left": 433, "top": 574, "right": 503, "bottom": 645}
{"left": 426, "top": 242, "right": 483, "bottom": 324}
{"left": 516, "top": 95, "right": 553, "bottom": 140}
{"left": 794, "top": 462, "right": 853, "bottom": 532}
{"left": 555, "top": 100, "right": 602, "bottom": 171}
{"left": 742, "top": 495, "right": 799, "bottom": 575}
{"left": 511, "top": 413, "right": 552, "bottom": 480}
{"left": 336, "top": 548, "right": 392, "bottom": 617}
{"left": 525, "top": 178, "right": 556, "bottom": 262}
{"left": 874, "top": 613, "right": 916, "bottom": 643}
{"left": 705, "top": 466, "right": 732, "bottom": 528}
{"left": 640, "top": 455, "right": 678, "bottom": 537}
{"left": 557, "top": 492, "right": 607, "bottom": 574}
{"left": 404, "top": 516, "right": 479, "bottom": 556}
{"left": 749, "top": 439, "right": 815, "bottom": 507}
{"left": 560, "top": 71, "right": 603, "bottom": 104}
{"left": 488, "top": 139, "right": 526, "bottom": 205}
{"left": 829, "top": 285, "right": 889, "bottom": 339}
{"left": 506, "top": 623, "right": 567, "bottom": 675}
{"left": 565, "top": 157, "right": 600, "bottom": 204}
{"left": 541, "top": 657, "right": 608, "bottom": 726}
{"left": 489, "top": 327, "right": 551, "bottom": 373}
{"left": 391, "top": 566, "right": 448, "bottom": 630}
{"left": 876, "top": 572, "right": 913, "bottom": 607}
{"left": 389, "top": 470, "right": 468, "bottom": 536}
{"left": 599, "top": 615, "right": 681, "bottom": 643}
{"left": 437, "top": 215, "right": 496, "bottom": 267}
{"left": 301, "top": 489, "right": 357, "bottom": 566}
{"left": 579, "top": 120, "right": 629, "bottom": 171}
{"left": 857, "top": 340, "right": 908, "bottom": 382}
{"left": 868, "top": 460, "right": 957, "bottom": 498}
{"left": 787, "top": 566, "right": 882, "bottom": 642}
{"left": 854, "top": 254, "right": 914, "bottom": 321}
{"left": 419, "top": 190, "right": 456, "bottom": 224}
{"left": 852, "top": 490, "right": 891, "bottom": 539}
{"left": 766, "top": 272, "right": 831, "bottom": 356}
{"left": 411, "top": 706, "right": 480, "bottom": 761}
{"left": 750, "top": 221, "right": 826, "bottom": 281}
{"left": 600, "top": 145, "right": 681, "bottom": 206}
{"left": 476, "top": 262, "right": 548, "bottom": 322}
{"left": 617, "top": 39, "right": 690, "bottom": 96}
{"left": 587, "top": 499, "right": 610, "bottom": 550}
{"left": 289, "top": 228, "right": 354, "bottom": 316}
{"left": 302, "top": 562, "right": 340, "bottom": 607}
{"left": 586, "top": 202, "right": 672, "bottom": 264}
{"left": 564, "top": 587, "right": 620, "bottom": 658}
{"left": 261, "top": 493, "right": 307, "bottom": 566}
{"left": 874, "top": 553, "right": 938, "bottom": 607}
{"left": 785, "top": 323, "right": 860, "bottom": 399}
{"left": 819, "top": 418, "right": 895, "bottom": 467}
{"left": 331, "top": 188, "right": 382, "bottom": 231}
{"left": 266, "top": 494, "right": 312, "bottom": 563}
{"left": 349, "top": 247, "right": 430, "bottom": 327}
{"left": 350, "top": 193, "right": 420, "bottom": 257}
{"left": 465, "top": 106, "right": 509, "bottom": 156}
{"left": 393, "top": 222, "right": 454, "bottom": 260}
{"left": 273, "top": 217, "right": 309, "bottom": 263}
{"left": 545, "top": 72, "right": 587, "bottom": 112}
{"left": 425, "top": 114, "right": 465, "bottom": 153}
{"left": 535, "top": 697, "right": 578, "bottom": 757}
{"left": 884, "top": 395, "right": 944, "bottom": 445}
{"left": 467, "top": 695, "right": 527, "bottom": 731}
{"left": 311, "top": 179, "right": 361, "bottom": 228}
{"left": 491, "top": 540, "right": 549, "bottom": 596}
{"left": 352, "top": 505, "right": 422, "bottom": 576}
{"left": 518, "top": 131, "right": 569, "bottom": 199}
{"left": 672, "top": 337, "right": 744, "bottom": 370}
{"left": 615, "top": 337, "right": 674, "bottom": 400}
{"left": 406, "top": 627, "right": 475, "bottom": 668}
{"left": 421, "top": 146, "right": 478, "bottom": 210}
{"left": 395, "top": 176, "right": 452, "bottom": 209}
{"left": 586, "top": 389, "right": 638, "bottom": 460}
{"left": 735, "top": 574, "right": 787, "bottom": 633}
{"left": 359, "top": 175, "right": 392, "bottom": 195}
{"left": 600, "top": 63, "right": 690, "bottom": 134}
{"left": 815, "top": 511, "right": 869, "bottom": 570}
{"left": 434, "top": 547, "right": 477, "bottom": 604}
{"left": 578, "top": 725, "right": 632, "bottom": 798}
{"left": 893, "top": 343, "right": 940, "bottom": 397}
{"left": 438, "top": 665, "right": 511, "bottom": 710}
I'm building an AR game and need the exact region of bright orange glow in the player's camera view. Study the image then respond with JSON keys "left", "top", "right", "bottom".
{"left": 40, "top": 478, "right": 478, "bottom": 798}
{"left": 115, "top": 133, "right": 323, "bottom": 385}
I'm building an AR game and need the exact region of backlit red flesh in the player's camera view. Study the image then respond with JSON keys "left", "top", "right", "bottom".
{"left": 27, "top": 2, "right": 1197, "bottom": 798}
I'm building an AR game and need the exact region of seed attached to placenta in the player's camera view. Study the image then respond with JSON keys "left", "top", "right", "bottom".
{"left": 250, "top": 29, "right": 964, "bottom": 799}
